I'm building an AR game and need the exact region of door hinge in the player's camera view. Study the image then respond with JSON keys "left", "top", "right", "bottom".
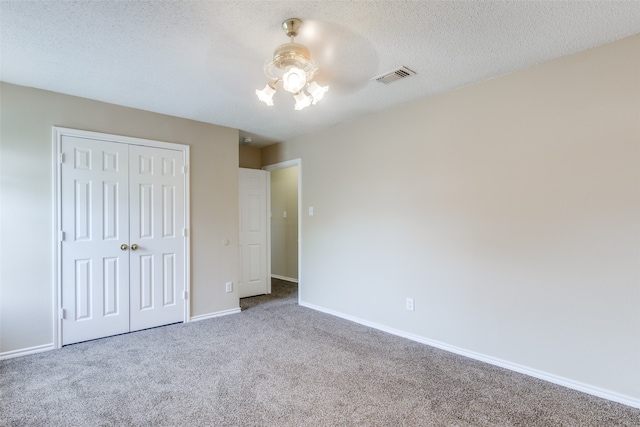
{"left": 183, "top": 291, "right": 189, "bottom": 300}
{"left": 183, "top": 228, "right": 188, "bottom": 237}
{"left": 59, "top": 230, "right": 65, "bottom": 242}
{"left": 60, "top": 153, "right": 65, "bottom": 164}
{"left": 60, "top": 308, "right": 66, "bottom": 320}
{"left": 182, "top": 165, "right": 188, "bottom": 174}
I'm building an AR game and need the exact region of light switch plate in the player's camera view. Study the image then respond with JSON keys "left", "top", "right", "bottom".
{"left": 309, "top": 206, "right": 314, "bottom": 216}
{"left": 406, "top": 298, "right": 414, "bottom": 311}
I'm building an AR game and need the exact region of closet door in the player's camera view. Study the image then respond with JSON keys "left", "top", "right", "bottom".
{"left": 129, "top": 145, "right": 186, "bottom": 331}
{"left": 60, "top": 134, "right": 187, "bottom": 345}
{"left": 60, "top": 136, "right": 130, "bottom": 345}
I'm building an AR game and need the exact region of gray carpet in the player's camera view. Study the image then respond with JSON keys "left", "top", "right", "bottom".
{"left": 1, "top": 279, "right": 639, "bottom": 426}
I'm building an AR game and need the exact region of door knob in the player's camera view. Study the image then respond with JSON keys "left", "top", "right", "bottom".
{"left": 131, "top": 244, "right": 139, "bottom": 250}
{"left": 120, "top": 244, "right": 128, "bottom": 251}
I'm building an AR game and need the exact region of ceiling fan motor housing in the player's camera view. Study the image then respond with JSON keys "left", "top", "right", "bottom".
{"left": 273, "top": 43, "right": 312, "bottom": 69}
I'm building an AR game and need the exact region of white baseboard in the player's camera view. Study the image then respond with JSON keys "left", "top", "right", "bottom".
{"left": 271, "top": 274, "right": 298, "bottom": 283}
{"left": 190, "top": 307, "right": 241, "bottom": 322}
{"left": 299, "top": 301, "right": 640, "bottom": 409}
{"left": 1, "top": 309, "right": 242, "bottom": 360}
{"left": 0, "top": 343, "right": 54, "bottom": 360}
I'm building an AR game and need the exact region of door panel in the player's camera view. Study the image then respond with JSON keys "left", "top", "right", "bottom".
{"left": 139, "top": 254, "right": 154, "bottom": 310}
{"left": 102, "top": 182, "right": 119, "bottom": 240}
{"left": 103, "top": 257, "right": 120, "bottom": 316}
{"left": 163, "top": 253, "right": 175, "bottom": 305}
{"left": 239, "top": 168, "right": 269, "bottom": 298}
{"left": 129, "top": 145, "right": 185, "bottom": 331}
{"left": 74, "top": 258, "right": 92, "bottom": 320}
{"left": 61, "top": 136, "right": 130, "bottom": 345}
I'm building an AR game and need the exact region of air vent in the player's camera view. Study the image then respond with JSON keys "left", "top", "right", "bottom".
{"left": 372, "top": 66, "right": 416, "bottom": 85}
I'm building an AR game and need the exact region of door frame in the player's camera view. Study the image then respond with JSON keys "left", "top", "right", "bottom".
{"left": 262, "top": 159, "right": 302, "bottom": 304}
{"left": 52, "top": 127, "right": 191, "bottom": 349}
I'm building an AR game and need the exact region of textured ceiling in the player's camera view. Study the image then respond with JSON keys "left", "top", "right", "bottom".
{"left": 2, "top": 1, "right": 640, "bottom": 147}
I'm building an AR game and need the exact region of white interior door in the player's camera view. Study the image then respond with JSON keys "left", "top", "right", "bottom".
{"left": 239, "top": 168, "right": 269, "bottom": 298}
{"left": 60, "top": 133, "right": 187, "bottom": 345}
{"left": 129, "top": 145, "right": 185, "bottom": 331}
{"left": 60, "top": 136, "right": 130, "bottom": 345}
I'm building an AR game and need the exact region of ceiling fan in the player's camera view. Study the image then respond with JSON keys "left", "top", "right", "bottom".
{"left": 255, "top": 18, "right": 329, "bottom": 110}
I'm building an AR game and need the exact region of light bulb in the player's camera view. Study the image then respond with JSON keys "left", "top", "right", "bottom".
{"left": 294, "top": 91, "right": 312, "bottom": 110}
{"left": 283, "top": 67, "right": 307, "bottom": 94}
{"left": 255, "top": 84, "right": 276, "bottom": 106}
{"left": 306, "top": 81, "right": 329, "bottom": 104}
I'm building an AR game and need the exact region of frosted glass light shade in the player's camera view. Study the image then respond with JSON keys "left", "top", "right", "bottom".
{"left": 306, "top": 81, "right": 329, "bottom": 104}
{"left": 283, "top": 67, "right": 307, "bottom": 94}
{"left": 255, "top": 84, "right": 276, "bottom": 106}
{"left": 294, "top": 91, "right": 312, "bottom": 110}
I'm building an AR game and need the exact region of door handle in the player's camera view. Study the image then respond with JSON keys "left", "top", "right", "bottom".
{"left": 120, "top": 244, "right": 128, "bottom": 251}
{"left": 131, "top": 244, "right": 139, "bottom": 251}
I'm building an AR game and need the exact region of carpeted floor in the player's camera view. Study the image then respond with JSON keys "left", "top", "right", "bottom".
{"left": 1, "top": 279, "right": 639, "bottom": 426}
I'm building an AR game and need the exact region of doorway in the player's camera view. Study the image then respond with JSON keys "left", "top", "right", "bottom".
{"left": 263, "top": 160, "right": 301, "bottom": 302}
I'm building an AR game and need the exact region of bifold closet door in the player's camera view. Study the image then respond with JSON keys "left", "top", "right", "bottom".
{"left": 60, "top": 136, "right": 130, "bottom": 345}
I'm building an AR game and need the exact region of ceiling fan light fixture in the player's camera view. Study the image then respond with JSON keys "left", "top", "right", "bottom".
{"left": 256, "top": 18, "right": 328, "bottom": 110}
{"left": 255, "top": 83, "right": 276, "bottom": 106}
{"left": 282, "top": 66, "right": 307, "bottom": 94}
{"left": 293, "top": 91, "right": 313, "bottom": 110}
{"left": 307, "top": 81, "right": 329, "bottom": 104}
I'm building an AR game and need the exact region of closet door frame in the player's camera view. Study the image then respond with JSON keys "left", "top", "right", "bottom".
{"left": 52, "top": 127, "right": 191, "bottom": 349}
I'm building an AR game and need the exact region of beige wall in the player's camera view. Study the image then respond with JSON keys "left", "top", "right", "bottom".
{"left": 262, "top": 35, "right": 640, "bottom": 401}
{"left": 239, "top": 145, "right": 262, "bottom": 169}
{"left": 270, "top": 166, "right": 298, "bottom": 280}
{"left": 0, "top": 83, "right": 240, "bottom": 354}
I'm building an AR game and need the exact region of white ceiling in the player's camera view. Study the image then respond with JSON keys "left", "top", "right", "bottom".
{"left": 2, "top": 1, "right": 640, "bottom": 147}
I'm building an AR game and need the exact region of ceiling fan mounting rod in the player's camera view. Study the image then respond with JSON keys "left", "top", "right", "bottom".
{"left": 282, "top": 18, "right": 302, "bottom": 38}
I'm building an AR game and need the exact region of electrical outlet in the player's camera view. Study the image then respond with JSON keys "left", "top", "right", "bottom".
{"left": 225, "top": 282, "right": 233, "bottom": 293}
{"left": 406, "top": 298, "right": 414, "bottom": 311}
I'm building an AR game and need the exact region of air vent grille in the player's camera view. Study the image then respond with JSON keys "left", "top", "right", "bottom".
{"left": 372, "top": 66, "right": 416, "bottom": 84}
